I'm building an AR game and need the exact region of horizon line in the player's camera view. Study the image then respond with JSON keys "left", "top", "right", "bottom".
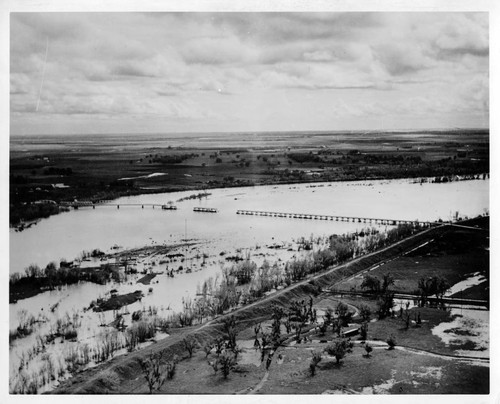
{"left": 9, "top": 127, "right": 490, "bottom": 138}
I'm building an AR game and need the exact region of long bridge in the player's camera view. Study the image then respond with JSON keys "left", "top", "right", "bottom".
{"left": 236, "top": 209, "right": 435, "bottom": 227}
{"left": 60, "top": 201, "right": 172, "bottom": 209}
{"left": 58, "top": 201, "right": 435, "bottom": 226}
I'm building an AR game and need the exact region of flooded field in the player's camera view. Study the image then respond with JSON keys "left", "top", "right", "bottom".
{"left": 8, "top": 177, "right": 489, "bottom": 393}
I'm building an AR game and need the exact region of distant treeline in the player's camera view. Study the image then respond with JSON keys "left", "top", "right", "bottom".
{"left": 176, "top": 191, "right": 211, "bottom": 202}
{"left": 152, "top": 153, "right": 198, "bottom": 164}
{"left": 43, "top": 167, "right": 73, "bottom": 176}
{"left": 10, "top": 203, "right": 64, "bottom": 226}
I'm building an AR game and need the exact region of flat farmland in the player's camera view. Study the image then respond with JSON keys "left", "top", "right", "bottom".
{"left": 9, "top": 129, "right": 489, "bottom": 226}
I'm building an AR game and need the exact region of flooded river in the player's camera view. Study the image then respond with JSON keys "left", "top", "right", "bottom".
{"left": 10, "top": 178, "right": 489, "bottom": 275}
{"left": 8, "top": 177, "right": 489, "bottom": 392}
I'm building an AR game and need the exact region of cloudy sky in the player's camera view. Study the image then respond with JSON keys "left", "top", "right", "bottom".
{"left": 10, "top": 12, "right": 489, "bottom": 135}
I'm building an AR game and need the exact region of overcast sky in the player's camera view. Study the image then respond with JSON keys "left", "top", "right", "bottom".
{"left": 10, "top": 12, "right": 489, "bottom": 135}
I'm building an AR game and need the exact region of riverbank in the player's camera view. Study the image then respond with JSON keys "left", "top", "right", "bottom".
{"left": 10, "top": 129, "right": 489, "bottom": 227}
{"left": 53, "top": 217, "right": 488, "bottom": 394}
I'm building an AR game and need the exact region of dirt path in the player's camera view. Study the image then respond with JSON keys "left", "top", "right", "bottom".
{"left": 449, "top": 224, "right": 489, "bottom": 232}
{"left": 352, "top": 340, "right": 489, "bottom": 365}
{"left": 238, "top": 371, "right": 269, "bottom": 395}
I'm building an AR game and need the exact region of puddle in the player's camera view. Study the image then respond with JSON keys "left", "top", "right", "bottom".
{"left": 447, "top": 273, "right": 487, "bottom": 296}
{"left": 431, "top": 309, "right": 489, "bottom": 358}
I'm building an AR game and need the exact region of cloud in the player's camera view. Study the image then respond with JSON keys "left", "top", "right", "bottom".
{"left": 9, "top": 12, "right": 489, "bottom": 134}
{"left": 210, "top": 12, "right": 382, "bottom": 45}
{"left": 375, "top": 43, "right": 435, "bottom": 76}
{"left": 10, "top": 73, "right": 33, "bottom": 95}
{"left": 303, "top": 50, "right": 335, "bottom": 62}
{"left": 180, "top": 36, "right": 256, "bottom": 65}
{"left": 434, "top": 14, "right": 488, "bottom": 57}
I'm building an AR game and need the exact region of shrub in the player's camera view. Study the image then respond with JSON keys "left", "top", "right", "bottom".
{"left": 217, "top": 351, "right": 236, "bottom": 379}
{"left": 360, "top": 275, "right": 381, "bottom": 294}
{"left": 323, "top": 307, "right": 334, "bottom": 325}
{"left": 309, "top": 351, "right": 322, "bottom": 376}
{"left": 230, "top": 259, "right": 257, "bottom": 285}
{"left": 377, "top": 292, "right": 395, "bottom": 319}
{"left": 387, "top": 335, "right": 396, "bottom": 350}
{"left": 165, "top": 357, "right": 177, "bottom": 380}
{"left": 360, "top": 322, "right": 368, "bottom": 341}
{"left": 359, "top": 304, "right": 372, "bottom": 322}
{"left": 222, "top": 316, "right": 238, "bottom": 350}
{"left": 318, "top": 321, "right": 328, "bottom": 336}
{"left": 183, "top": 335, "right": 199, "bottom": 358}
{"left": 324, "top": 339, "right": 349, "bottom": 364}
{"left": 64, "top": 328, "right": 78, "bottom": 341}
{"left": 203, "top": 341, "right": 214, "bottom": 357}
{"left": 335, "top": 302, "right": 353, "bottom": 327}
{"left": 156, "top": 317, "right": 170, "bottom": 333}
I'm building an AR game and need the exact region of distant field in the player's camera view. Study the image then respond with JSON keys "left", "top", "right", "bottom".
{"left": 9, "top": 129, "right": 489, "bottom": 225}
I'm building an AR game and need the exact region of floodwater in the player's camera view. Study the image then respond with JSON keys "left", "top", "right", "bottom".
{"left": 8, "top": 177, "right": 489, "bottom": 392}
{"left": 447, "top": 272, "right": 487, "bottom": 296}
{"left": 432, "top": 308, "right": 489, "bottom": 358}
{"left": 10, "top": 178, "right": 489, "bottom": 275}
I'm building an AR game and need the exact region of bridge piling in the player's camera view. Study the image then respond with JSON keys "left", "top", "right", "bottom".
{"left": 234, "top": 209, "right": 432, "bottom": 227}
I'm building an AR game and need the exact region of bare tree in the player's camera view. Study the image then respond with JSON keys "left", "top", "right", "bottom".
{"left": 183, "top": 335, "right": 199, "bottom": 358}
{"left": 139, "top": 350, "right": 166, "bottom": 394}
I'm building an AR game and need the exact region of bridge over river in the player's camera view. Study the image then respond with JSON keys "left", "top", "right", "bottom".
{"left": 60, "top": 201, "right": 167, "bottom": 209}
{"left": 236, "top": 209, "right": 435, "bottom": 227}
{"left": 58, "top": 201, "right": 436, "bottom": 226}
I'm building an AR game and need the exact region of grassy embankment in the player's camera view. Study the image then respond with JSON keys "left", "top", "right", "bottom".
{"left": 334, "top": 218, "right": 489, "bottom": 300}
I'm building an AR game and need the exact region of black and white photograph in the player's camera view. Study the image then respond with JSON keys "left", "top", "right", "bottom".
{"left": 4, "top": 1, "right": 495, "bottom": 399}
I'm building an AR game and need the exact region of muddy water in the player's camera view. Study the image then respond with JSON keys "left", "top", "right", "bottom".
{"left": 8, "top": 178, "right": 488, "bottom": 392}
{"left": 10, "top": 178, "right": 489, "bottom": 275}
